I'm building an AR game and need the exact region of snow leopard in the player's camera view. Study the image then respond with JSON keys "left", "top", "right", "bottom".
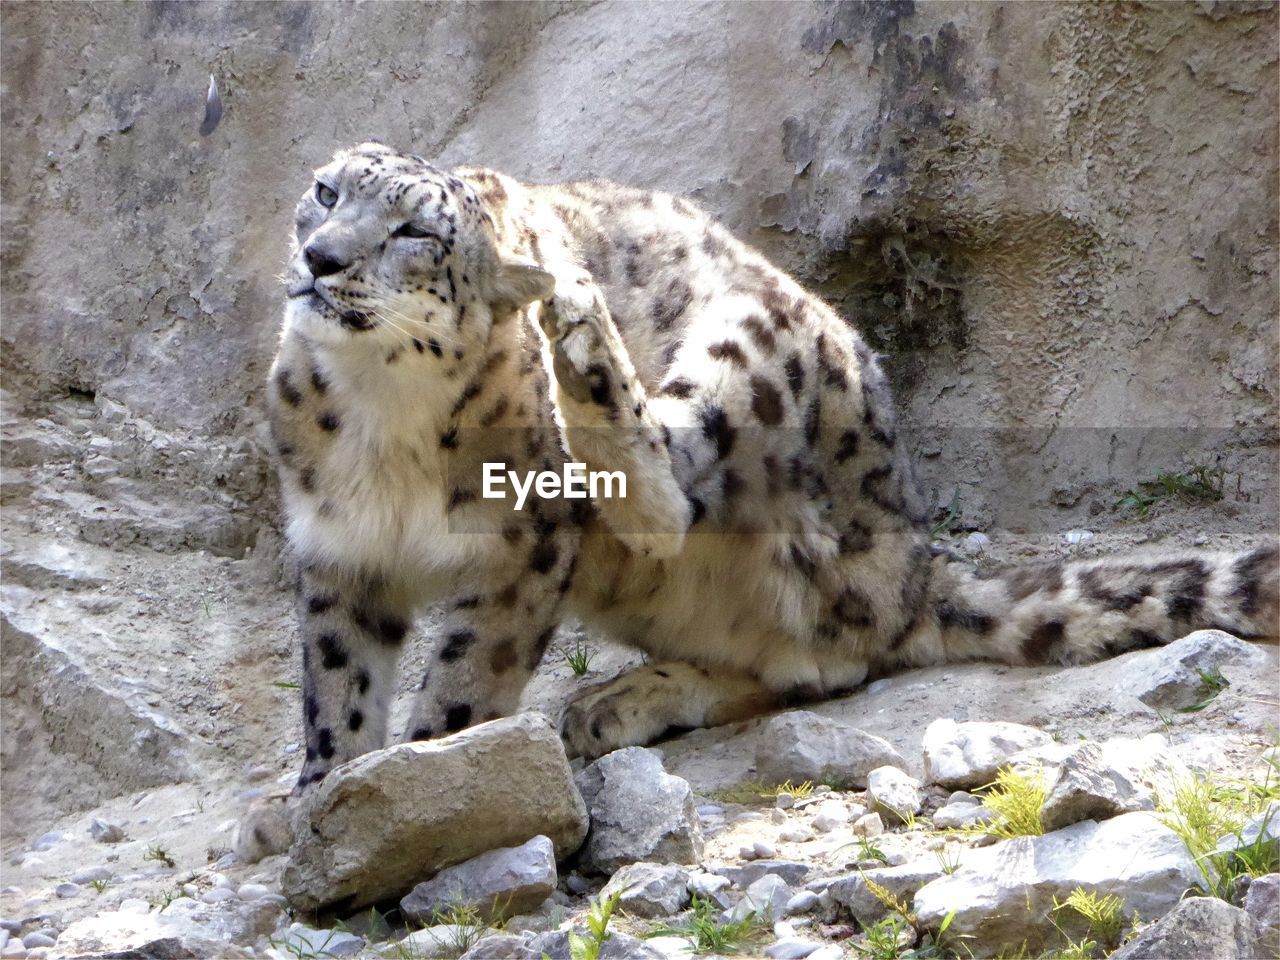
{"left": 235, "top": 141, "right": 1278, "bottom": 860}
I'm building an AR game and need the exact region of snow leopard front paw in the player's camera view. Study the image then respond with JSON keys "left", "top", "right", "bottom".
{"left": 539, "top": 276, "right": 614, "bottom": 406}
{"left": 559, "top": 667, "right": 687, "bottom": 760}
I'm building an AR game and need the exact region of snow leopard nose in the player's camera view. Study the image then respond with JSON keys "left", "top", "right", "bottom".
{"left": 304, "top": 241, "right": 350, "bottom": 278}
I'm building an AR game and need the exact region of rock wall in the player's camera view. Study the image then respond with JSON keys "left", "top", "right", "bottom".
{"left": 2, "top": 1, "right": 1276, "bottom": 535}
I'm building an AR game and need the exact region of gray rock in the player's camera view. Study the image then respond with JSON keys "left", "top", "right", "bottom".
{"left": 53, "top": 884, "right": 79, "bottom": 899}
{"left": 31, "top": 833, "right": 63, "bottom": 852}
{"left": 0, "top": 944, "right": 23, "bottom": 960}
{"left": 21, "top": 935, "right": 54, "bottom": 950}
{"left": 727, "top": 875, "right": 792, "bottom": 923}
{"left": 47, "top": 908, "right": 256, "bottom": 958}
{"left": 921, "top": 719, "right": 1052, "bottom": 789}
{"left": 1215, "top": 800, "right": 1280, "bottom": 864}
{"left": 931, "top": 802, "right": 995, "bottom": 830}
{"left": 381, "top": 926, "right": 474, "bottom": 958}
{"left": 235, "top": 883, "right": 272, "bottom": 901}
{"left": 283, "top": 713, "right": 588, "bottom": 912}
{"left": 529, "top": 928, "right": 664, "bottom": 959}
{"left": 716, "top": 860, "right": 812, "bottom": 889}
{"left": 914, "top": 813, "right": 1200, "bottom": 956}
{"left": 400, "top": 835, "right": 557, "bottom": 924}
{"left": 461, "top": 933, "right": 538, "bottom": 960}
{"left": 1109, "top": 630, "right": 1266, "bottom": 711}
{"left": 687, "top": 871, "right": 733, "bottom": 908}
{"left": 276, "top": 924, "right": 364, "bottom": 959}
{"left": 88, "top": 820, "right": 125, "bottom": 844}
{"left": 784, "top": 890, "right": 820, "bottom": 915}
{"left": 828, "top": 862, "right": 945, "bottom": 925}
{"left": 851, "top": 812, "right": 885, "bottom": 837}
{"left": 755, "top": 712, "right": 906, "bottom": 789}
{"left": 67, "top": 866, "right": 111, "bottom": 886}
{"left": 574, "top": 748, "right": 703, "bottom": 875}
{"left": 1110, "top": 896, "right": 1268, "bottom": 959}
{"left": 0, "top": 923, "right": 18, "bottom": 937}
{"left": 765, "top": 939, "right": 819, "bottom": 959}
{"left": 866, "top": 766, "right": 922, "bottom": 825}
{"left": 1040, "top": 736, "right": 1188, "bottom": 832}
{"left": 1244, "top": 872, "right": 1280, "bottom": 933}
{"left": 600, "top": 862, "right": 690, "bottom": 918}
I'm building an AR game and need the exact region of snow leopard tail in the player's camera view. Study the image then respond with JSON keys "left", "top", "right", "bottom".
{"left": 899, "top": 541, "right": 1278, "bottom": 669}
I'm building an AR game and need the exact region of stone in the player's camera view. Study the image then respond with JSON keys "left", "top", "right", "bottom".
{"left": 461, "top": 933, "right": 538, "bottom": 959}
{"left": 600, "top": 863, "right": 690, "bottom": 918}
{"left": 68, "top": 866, "right": 110, "bottom": 885}
{"left": 529, "top": 928, "right": 664, "bottom": 959}
{"left": 727, "top": 875, "right": 792, "bottom": 924}
{"left": 48, "top": 908, "right": 255, "bottom": 958}
{"left": 1108, "top": 630, "right": 1267, "bottom": 711}
{"left": 382, "top": 926, "right": 474, "bottom": 958}
{"left": 1040, "top": 736, "right": 1188, "bottom": 831}
{"left": 53, "top": 884, "right": 78, "bottom": 899}
{"left": 921, "top": 719, "right": 1053, "bottom": 789}
{"left": 828, "top": 862, "right": 945, "bottom": 925}
{"left": 1110, "top": 896, "right": 1268, "bottom": 959}
{"left": 400, "top": 835, "right": 557, "bottom": 924}
{"left": 716, "top": 860, "right": 811, "bottom": 889}
{"left": 1244, "top": 872, "right": 1280, "bottom": 933}
{"left": 755, "top": 712, "right": 906, "bottom": 789}
{"left": 1, "top": 944, "right": 23, "bottom": 959}
{"left": 753, "top": 840, "right": 777, "bottom": 859}
{"left": 88, "top": 820, "right": 125, "bottom": 844}
{"left": 778, "top": 826, "right": 814, "bottom": 843}
{"left": 866, "top": 766, "right": 923, "bottom": 825}
{"left": 199, "top": 887, "right": 237, "bottom": 904}
{"left": 1215, "top": 800, "right": 1280, "bottom": 863}
{"left": 574, "top": 747, "right": 703, "bottom": 875}
{"left": 31, "top": 833, "right": 63, "bottom": 852}
{"left": 914, "top": 813, "right": 1201, "bottom": 956}
{"left": 765, "top": 939, "right": 820, "bottom": 958}
{"left": 932, "top": 802, "right": 995, "bottom": 830}
{"left": 236, "top": 883, "right": 272, "bottom": 901}
{"left": 283, "top": 713, "right": 588, "bottom": 912}
{"left": 851, "top": 813, "right": 885, "bottom": 837}
{"left": 784, "top": 890, "right": 820, "bottom": 915}
{"left": 687, "top": 872, "right": 733, "bottom": 908}
{"left": 276, "top": 923, "right": 364, "bottom": 958}
{"left": 22, "top": 935, "right": 54, "bottom": 950}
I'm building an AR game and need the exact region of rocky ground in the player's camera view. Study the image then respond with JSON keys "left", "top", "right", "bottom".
{"left": 1, "top": 393, "right": 1278, "bottom": 959}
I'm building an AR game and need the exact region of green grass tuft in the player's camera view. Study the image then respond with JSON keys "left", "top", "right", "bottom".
{"left": 978, "top": 767, "right": 1046, "bottom": 839}
{"left": 1116, "top": 461, "right": 1224, "bottom": 518}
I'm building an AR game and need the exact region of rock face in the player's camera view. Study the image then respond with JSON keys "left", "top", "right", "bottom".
{"left": 574, "top": 748, "right": 703, "bottom": 875}
{"left": 1109, "top": 631, "right": 1268, "bottom": 710}
{"left": 1109, "top": 896, "right": 1268, "bottom": 960}
{"left": 921, "top": 719, "right": 1052, "bottom": 789}
{"left": 1039, "top": 736, "right": 1187, "bottom": 832}
{"left": 49, "top": 907, "right": 258, "bottom": 959}
{"left": 913, "top": 813, "right": 1200, "bottom": 956}
{"left": 755, "top": 712, "right": 906, "bottom": 789}
{"left": 828, "top": 862, "right": 945, "bottom": 925}
{"left": 400, "top": 835, "right": 558, "bottom": 925}
{"left": 282, "top": 713, "right": 588, "bottom": 913}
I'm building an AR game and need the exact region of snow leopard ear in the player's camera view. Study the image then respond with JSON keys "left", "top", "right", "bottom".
{"left": 490, "top": 257, "right": 555, "bottom": 308}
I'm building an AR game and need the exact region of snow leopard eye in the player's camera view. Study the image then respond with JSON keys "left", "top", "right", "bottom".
{"left": 315, "top": 183, "right": 338, "bottom": 208}
{"left": 392, "top": 222, "right": 436, "bottom": 240}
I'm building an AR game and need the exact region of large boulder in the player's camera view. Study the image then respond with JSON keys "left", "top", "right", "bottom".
{"left": 282, "top": 712, "right": 587, "bottom": 913}
{"left": 755, "top": 712, "right": 906, "bottom": 789}
{"left": 574, "top": 748, "right": 703, "bottom": 875}
{"left": 1107, "top": 631, "right": 1267, "bottom": 711}
{"left": 1110, "top": 896, "right": 1269, "bottom": 960}
{"left": 913, "top": 813, "right": 1200, "bottom": 957}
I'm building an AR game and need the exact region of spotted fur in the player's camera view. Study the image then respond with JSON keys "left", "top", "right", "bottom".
{"left": 235, "top": 142, "right": 1278, "bottom": 860}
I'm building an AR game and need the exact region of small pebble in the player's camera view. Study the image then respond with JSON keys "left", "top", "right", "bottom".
{"left": 54, "top": 884, "right": 79, "bottom": 899}
{"left": 181, "top": 884, "right": 198, "bottom": 898}
{"left": 864, "top": 678, "right": 893, "bottom": 695}
{"left": 785, "top": 890, "right": 820, "bottom": 915}
{"left": 765, "top": 939, "right": 819, "bottom": 959}
{"left": 778, "top": 827, "right": 814, "bottom": 843}
{"left": 0, "top": 943, "right": 23, "bottom": 959}
{"left": 200, "top": 887, "right": 237, "bottom": 904}
{"left": 31, "top": 834, "right": 62, "bottom": 853}
{"left": 1064, "top": 529, "right": 1094, "bottom": 544}
{"left": 808, "top": 946, "right": 843, "bottom": 960}
{"left": 0, "top": 923, "right": 18, "bottom": 937}
{"left": 88, "top": 820, "right": 125, "bottom": 844}
{"left": 947, "top": 791, "right": 978, "bottom": 805}
{"left": 237, "top": 884, "right": 272, "bottom": 901}
{"left": 27, "top": 950, "right": 49, "bottom": 960}
{"left": 283, "top": 743, "right": 301, "bottom": 754}
{"left": 811, "top": 785, "right": 832, "bottom": 796}
{"left": 753, "top": 841, "right": 777, "bottom": 859}
{"left": 851, "top": 812, "right": 884, "bottom": 837}
{"left": 696, "top": 805, "right": 724, "bottom": 817}
{"left": 959, "top": 532, "right": 990, "bottom": 555}
{"left": 773, "top": 920, "right": 795, "bottom": 938}
{"left": 565, "top": 874, "right": 591, "bottom": 896}
{"left": 211, "top": 873, "right": 235, "bottom": 889}
{"left": 118, "top": 899, "right": 151, "bottom": 914}
{"left": 738, "top": 846, "right": 758, "bottom": 861}
{"left": 20, "top": 935, "right": 53, "bottom": 950}
{"left": 775, "top": 794, "right": 795, "bottom": 810}
{"left": 770, "top": 808, "right": 787, "bottom": 824}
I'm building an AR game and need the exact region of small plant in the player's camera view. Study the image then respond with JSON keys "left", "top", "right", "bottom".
{"left": 559, "top": 639, "right": 595, "bottom": 676}
{"left": 569, "top": 890, "right": 621, "bottom": 960}
{"left": 934, "top": 844, "right": 962, "bottom": 875}
{"left": 978, "top": 767, "right": 1046, "bottom": 839}
{"left": 647, "top": 894, "right": 766, "bottom": 954}
{"left": 704, "top": 779, "right": 773, "bottom": 806}
{"left": 142, "top": 845, "right": 176, "bottom": 869}
{"left": 273, "top": 680, "right": 301, "bottom": 690}
{"left": 1053, "top": 887, "right": 1124, "bottom": 951}
{"left": 852, "top": 836, "right": 890, "bottom": 864}
{"left": 853, "top": 914, "right": 911, "bottom": 959}
{"left": 1174, "top": 666, "right": 1230, "bottom": 713}
{"left": 772, "top": 779, "right": 816, "bottom": 800}
{"left": 1116, "top": 461, "right": 1224, "bottom": 517}
{"left": 89, "top": 877, "right": 109, "bottom": 893}
{"left": 929, "top": 489, "right": 962, "bottom": 540}
{"left": 431, "top": 896, "right": 490, "bottom": 956}
{"left": 147, "top": 886, "right": 179, "bottom": 912}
